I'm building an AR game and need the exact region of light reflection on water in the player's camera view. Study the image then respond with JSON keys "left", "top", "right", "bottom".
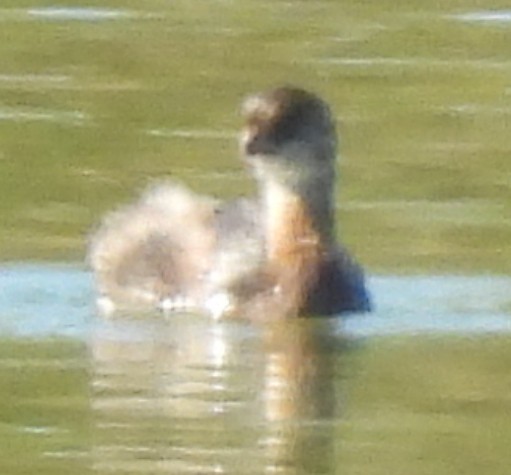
{"left": 0, "top": 264, "right": 509, "bottom": 339}
{"left": 26, "top": 8, "right": 147, "bottom": 22}
{"left": 0, "top": 7, "right": 142, "bottom": 22}
{"left": 0, "top": 264, "right": 93, "bottom": 337}
{"left": 314, "top": 57, "right": 511, "bottom": 70}
{"left": 0, "top": 106, "right": 89, "bottom": 125}
{"left": 452, "top": 10, "right": 511, "bottom": 24}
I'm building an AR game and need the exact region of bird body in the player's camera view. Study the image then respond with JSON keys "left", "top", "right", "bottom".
{"left": 89, "top": 87, "right": 371, "bottom": 318}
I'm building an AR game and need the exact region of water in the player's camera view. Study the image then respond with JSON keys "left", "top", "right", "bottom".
{"left": 1, "top": 264, "right": 511, "bottom": 474}
{"left": 1, "top": 1, "right": 511, "bottom": 473}
{"left": 1, "top": 264, "right": 510, "bottom": 339}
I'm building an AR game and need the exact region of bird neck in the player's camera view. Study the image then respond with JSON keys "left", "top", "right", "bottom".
{"left": 260, "top": 172, "right": 336, "bottom": 264}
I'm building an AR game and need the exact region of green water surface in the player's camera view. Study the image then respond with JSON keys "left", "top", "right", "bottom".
{"left": 0, "top": 0, "right": 509, "bottom": 272}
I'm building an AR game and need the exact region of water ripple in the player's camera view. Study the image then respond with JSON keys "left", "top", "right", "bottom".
{"left": 0, "top": 106, "right": 90, "bottom": 125}
{"left": 147, "top": 128, "right": 235, "bottom": 140}
{"left": 0, "top": 7, "right": 161, "bottom": 22}
{"left": 27, "top": 7, "right": 141, "bottom": 22}
{"left": 314, "top": 57, "right": 511, "bottom": 70}
{"left": 452, "top": 11, "right": 511, "bottom": 24}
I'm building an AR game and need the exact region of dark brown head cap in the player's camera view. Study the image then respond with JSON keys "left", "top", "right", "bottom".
{"left": 241, "top": 86, "right": 336, "bottom": 157}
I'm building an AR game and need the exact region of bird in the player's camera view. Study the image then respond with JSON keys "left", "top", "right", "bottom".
{"left": 88, "top": 86, "right": 371, "bottom": 319}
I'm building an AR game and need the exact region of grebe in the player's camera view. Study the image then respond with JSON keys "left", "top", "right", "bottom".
{"left": 89, "top": 86, "right": 371, "bottom": 318}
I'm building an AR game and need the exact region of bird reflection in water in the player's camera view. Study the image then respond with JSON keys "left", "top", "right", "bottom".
{"left": 91, "top": 315, "right": 347, "bottom": 474}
